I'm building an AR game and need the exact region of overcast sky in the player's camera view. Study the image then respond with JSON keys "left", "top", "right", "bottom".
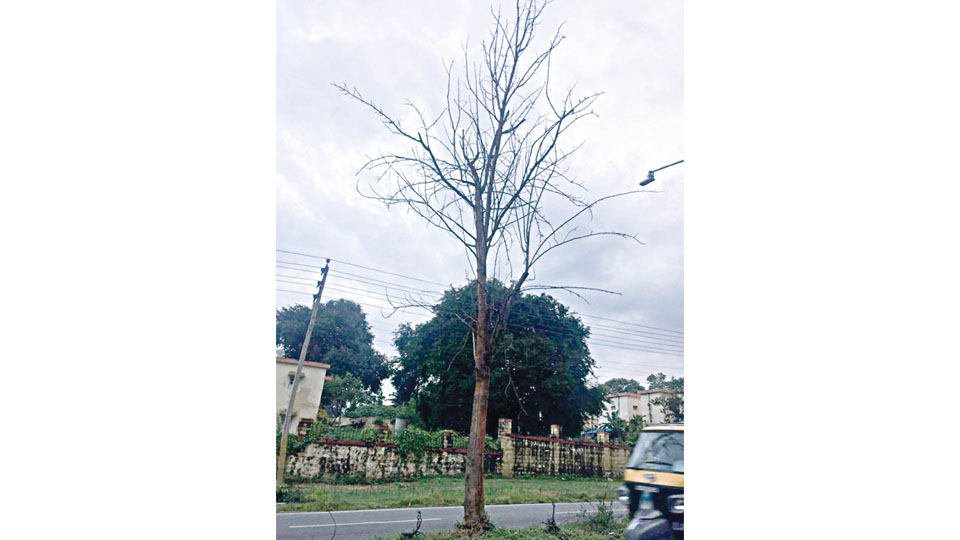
{"left": 277, "top": 0, "right": 683, "bottom": 397}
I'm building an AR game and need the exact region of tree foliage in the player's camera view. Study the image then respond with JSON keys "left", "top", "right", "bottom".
{"left": 276, "top": 299, "right": 390, "bottom": 392}
{"left": 646, "top": 372, "right": 668, "bottom": 389}
{"left": 392, "top": 280, "right": 604, "bottom": 436}
{"left": 597, "top": 377, "right": 645, "bottom": 395}
{"left": 322, "top": 373, "right": 379, "bottom": 423}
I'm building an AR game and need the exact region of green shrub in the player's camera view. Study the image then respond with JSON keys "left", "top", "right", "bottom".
{"left": 580, "top": 502, "right": 616, "bottom": 533}
{"left": 276, "top": 483, "right": 306, "bottom": 503}
{"left": 395, "top": 426, "right": 431, "bottom": 460}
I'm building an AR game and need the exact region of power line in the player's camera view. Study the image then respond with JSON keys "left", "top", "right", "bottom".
{"left": 279, "top": 279, "right": 683, "bottom": 354}
{"left": 589, "top": 332, "right": 683, "bottom": 350}
{"left": 276, "top": 287, "right": 433, "bottom": 319}
{"left": 280, "top": 289, "right": 682, "bottom": 357}
{"left": 321, "top": 283, "right": 685, "bottom": 347}
{"left": 292, "top": 282, "right": 436, "bottom": 316}
{"left": 277, "top": 249, "right": 449, "bottom": 287}
{"left": 581, "top": 322, "right": 685, "bottom": 343}
{"left": 280, "top": 248, "right": 684, "bottom": 335}
{"left": 497, "top": 316, "right": 682, "bottom": 351}
{"left": 276, "top": 273, "right": 317, "bottom": 283}
{"left": 278, "top": 261, "right": 444, "bottom": 295}
{"left": 276, "top": 273, "right": 684, "bottom": 356}
{"left": 573, "top": 312, "right": 683, "bottom": 335}
{"left": 277, "top": 289, "right": 681, "bottom": 374}
{"left": 279, "top": 285, "right": 678, "bottom": 357}
{"left": 587, "top": 339, "right": 684, "bottom": 356}
{"left": 277, "top": 256, "right": 683, "bottom": 341}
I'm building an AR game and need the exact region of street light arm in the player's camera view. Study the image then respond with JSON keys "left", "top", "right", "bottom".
{"left": 639, "top": 159, "right": 684, "bottom": 186}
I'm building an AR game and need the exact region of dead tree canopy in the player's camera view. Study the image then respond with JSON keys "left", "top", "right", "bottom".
{"left": 335, "top": 0, "right": 640, "bottom": 313}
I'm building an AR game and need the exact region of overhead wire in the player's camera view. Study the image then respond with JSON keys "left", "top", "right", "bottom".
{"left": 279, "top": 249, "right": 684, "bottom": 335}
{"left": 277, "top": 278, "right": 683, "bottom": 355}
{"left": 277, "top": 249, "right": 449, "bottom": 287}
{"left": 278, "top": 262, "right": 444, "bottom": 295}
{"left": 276, "top": 250, "right": 684, "bottom": 361}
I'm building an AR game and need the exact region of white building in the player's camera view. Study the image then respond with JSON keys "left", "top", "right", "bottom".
{"left": 584, "top": 389, "right": 673, "bottom": 429}
{"left": 276, "top": 357, "right": 330, "bottom": 432}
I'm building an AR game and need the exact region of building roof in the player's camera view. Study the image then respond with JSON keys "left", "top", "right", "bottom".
{"left": 605, "top": 388, "right": 671, "bottom": 399}
{"left": 276, "top": 357, "right": 331, "bottom": 369}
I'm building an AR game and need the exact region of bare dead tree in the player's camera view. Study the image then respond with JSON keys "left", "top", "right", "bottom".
{"left": 335, "top": 0, "right": 642, "bottom": 530}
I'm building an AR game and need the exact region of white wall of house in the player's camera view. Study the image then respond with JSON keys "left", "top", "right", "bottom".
{"left": 583, "top": 389, "right": 674, "bottom": 430}
{"left": 276, "top": 357, "right": 329, "bottom": 428}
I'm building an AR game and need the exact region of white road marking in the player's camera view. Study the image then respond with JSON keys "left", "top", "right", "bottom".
{"left": 290, "top": 518, "right": 443, "bottom": 529}
{"left": 278, "top": 501, "right": 624, "bottom": 517}
{"left": 556, "top": 510, "right": 627, "bottom": 514}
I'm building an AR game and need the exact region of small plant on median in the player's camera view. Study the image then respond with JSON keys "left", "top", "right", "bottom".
{"left": 276, "top": 483, "right": 306, "bottom": 503}
{"left": 579, "top": 501, "right": 616, "bottom": 534}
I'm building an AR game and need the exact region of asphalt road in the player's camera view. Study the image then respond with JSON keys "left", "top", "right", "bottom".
{"left": 277, "top": 501, "right": 628, "bottom": 540}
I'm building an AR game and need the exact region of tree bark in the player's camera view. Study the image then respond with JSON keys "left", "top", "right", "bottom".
{"left": 463, "top": 352, "right": 491, "bottom": 528}
{"left": 463, "top": 209, "right": 492, "bottom": 529}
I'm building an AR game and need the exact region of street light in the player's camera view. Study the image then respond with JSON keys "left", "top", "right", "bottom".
{"left": 639, "top": 160, "right": 684, "bottom": 186}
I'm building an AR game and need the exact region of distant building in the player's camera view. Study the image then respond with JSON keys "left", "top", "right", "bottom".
{"left": 584, "top": 389, "right": 673, "bottom": 430}
{"left": 276, "top": 357, "right": 331, "bottom": 433}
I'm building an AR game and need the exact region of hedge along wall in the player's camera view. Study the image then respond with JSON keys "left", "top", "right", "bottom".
{"left": 284, "top": 439, "right": 503, "bottom": 482}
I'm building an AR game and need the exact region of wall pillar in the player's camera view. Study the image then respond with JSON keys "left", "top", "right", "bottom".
{"left": 548, "top": 425, "right": 561, "bottom": 474}
{"left": 498, "top": 418, "right": 515, "bottom": 478}
{"left": 597, "top": 430, "right": 612, "bottom": 478}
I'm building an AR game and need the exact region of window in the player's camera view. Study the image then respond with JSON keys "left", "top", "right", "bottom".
{"left": 633, "top": 405, "right": 638, "bottom": 410}
{"left": 626, "top": 431, "right": 684, "bottom": 473}
{"left": 288, "top": 374, "right": 295, "bottom": 389}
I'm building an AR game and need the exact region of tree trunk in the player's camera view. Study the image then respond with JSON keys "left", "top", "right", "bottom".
{"left": 463, "top": 353, "right": 491, "bottom": 529}
{"left": 463, "top": 232, "right": 492, "bottom": 530}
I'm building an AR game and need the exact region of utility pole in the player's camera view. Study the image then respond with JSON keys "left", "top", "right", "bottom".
{"left": 277, "top": 258, "right": 330, "bottom": 485}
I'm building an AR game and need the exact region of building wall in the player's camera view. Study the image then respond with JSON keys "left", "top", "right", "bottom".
{"left": 639, "top": 391, "right": 669, "bottom": 425}
{"left": 583, "top": 390, "right": 673, "bottom": 430}
{"left": 276, "top": 357, "right": 329, "bottom": 428}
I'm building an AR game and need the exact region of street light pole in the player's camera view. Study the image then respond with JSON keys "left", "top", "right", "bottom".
{"left": 640, "top": 159, "right": 684, "bottom": 186}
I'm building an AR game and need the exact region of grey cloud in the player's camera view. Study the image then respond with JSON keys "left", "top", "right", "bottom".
{"left": 278, "top": 0, "right": 684, "bottom": 389}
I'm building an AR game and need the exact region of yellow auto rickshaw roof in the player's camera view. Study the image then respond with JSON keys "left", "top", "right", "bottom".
{"left": 641, "top": 423, "right": 684, "bottom": 432}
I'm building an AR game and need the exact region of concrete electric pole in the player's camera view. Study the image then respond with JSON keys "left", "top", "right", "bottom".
{"left": 276, "top": 258, "right": 330, "bottom": 485}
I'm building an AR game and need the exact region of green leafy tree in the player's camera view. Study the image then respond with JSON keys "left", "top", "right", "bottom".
{"left": 276, "top": 299, "right": 389, "bottom": 392}
{"left": 322, "top": 373, "right": 378, "bottom": 423}
{"left": 392, "top": 281, "right": 605, "bottom": 437}
{"left": 625, "top": 415, "right": 646, "bottom": 445}
{"left": 646, "top": 372, "right": 668, "bottom": 389}
{"left": 597, "top": 377, "right": 645, "bottom": 395}
{"left": 601, "top": 412, "right": 629, "bottom": 442}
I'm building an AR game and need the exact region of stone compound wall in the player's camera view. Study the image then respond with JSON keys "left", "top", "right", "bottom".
{"left": 285, "top": 440, "right": 502, "bottom": 482}
{"left": 285, "top": 419, "right": 631, "bottom": 482}
{"left": 499, "top": 419, "right": 631, "bottom": 479}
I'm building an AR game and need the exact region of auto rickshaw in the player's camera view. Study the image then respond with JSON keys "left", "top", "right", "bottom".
{"left": 618, "top": 424, "right": 684, "bottom": 540}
